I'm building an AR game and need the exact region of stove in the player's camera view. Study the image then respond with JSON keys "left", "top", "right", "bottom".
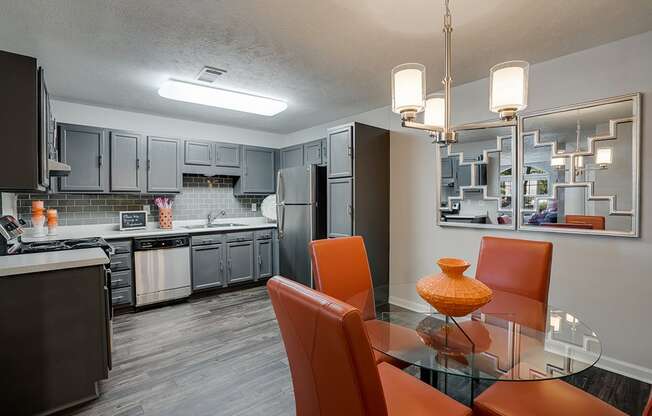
{"left": 20, "top": 237, "right": 114, "bottom": 256}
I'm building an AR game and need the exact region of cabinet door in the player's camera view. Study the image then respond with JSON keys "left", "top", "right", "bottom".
{"left": 147, "top": 136, "right": 181, "bottom": 193}
{"left": 240, "top": 146, "right": 275, "bottom": 194}
{"left": 255, "top": 239, "right": 273, "bottom": 280}
{"left": 280, "top": 145, "right": 304, "bottom": 168}
{"left": 327, "top": 177, "right": 353, "bottom": 237}
{"left": 303, "top": 140, "right": 323, "bottom": 165}
{"left": 192, "top": 244, "right": 225, "bottom": 290}
{"left": 327, "top": 125, "right": 353, "bottom": 178}
{"left": 59, "top": 124, "right": 108, "bottom": 192}
{"left": 321, "top": 138, "right": 327, "bottom": 166}
{"left": 110, "top": 131, "right": 143, "bottom": 192}
{"left": 184, "top": 140, "right": 212, "bottom": 166}
{"left": 227, "top": 241, "right": 254, "bottom": 284}
{"left": 215, "top": 143, "right": 241, "bottom": 167}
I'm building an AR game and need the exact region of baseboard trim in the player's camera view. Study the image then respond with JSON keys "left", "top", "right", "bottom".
{"left": 388, "top": 295, "right": 652, "bottom": 385}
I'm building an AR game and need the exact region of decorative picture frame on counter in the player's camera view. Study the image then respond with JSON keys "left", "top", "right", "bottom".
{"left": 517, "top": 93, "right": 640, "bottom": 237}
{"left": 435, "top": 93, "right": 641, "bottom": 237}
{"left": 436, "top": 124, "right": 517, "bottom": 230}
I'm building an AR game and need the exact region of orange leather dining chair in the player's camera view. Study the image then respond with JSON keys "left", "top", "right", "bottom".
{"left": 476, "top": 236, "right": 553, "bottom": 304}
{"left": 566, "top": 214, "right": 606, "bottom": 230}
{"left": 474, "top": 377, "right": 652, "bottom": 416}
{"left": 267, "top": 276, "right": 472, "bottom": 416}
{"left": 309, "top": 236, "right": 412, "bottom": 368}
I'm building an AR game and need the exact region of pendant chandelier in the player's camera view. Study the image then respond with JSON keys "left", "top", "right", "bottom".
{"left": 390, "top": 0, "right": 530, "bottom": 144}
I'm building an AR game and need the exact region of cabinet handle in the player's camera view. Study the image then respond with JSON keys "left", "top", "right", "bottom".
{"left": 347, "top": 145, "right": 352, "bottom": 157}
{"left": 347, "top": 203, "right": 353, "bottom": 216}
{"left": 220, "top": 260, "right": 224, "bottom": 271}
{"left": 258, "top": 255, "right": 262, "bottom": 265}
{"left": 98, "top": 154, "right": 103, "bottom": 167}
{"left": 228, "top": 259, "right": 232, "bottom": 270}
{"left": 147, "top": 160, "right": 151, "bottom": 170}
{"left": 216, "top": 151, "right": 220, "bottom": 161}
{"left": 114, "top": 295, "right": 123, "bottom": 301}
{"left": 136, "top": 158, "right": 141, "bottom": 169}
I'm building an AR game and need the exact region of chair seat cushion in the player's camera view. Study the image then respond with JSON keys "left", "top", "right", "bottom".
{"left": 474, "top": 379, "right": 626, "bottom": 416}
{"left": 378, "top": 362, "right": 472, "bottom": 416}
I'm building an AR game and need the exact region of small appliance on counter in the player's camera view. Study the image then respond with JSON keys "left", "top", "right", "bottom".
{"left": 0, "top": 215, "right": 25, "bottom": 255}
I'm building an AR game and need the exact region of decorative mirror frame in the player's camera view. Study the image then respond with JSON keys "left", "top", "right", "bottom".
{"left": 516, "top": 93, "right": 641, "bottom": 237}
{"left": 436, "top": 124, "right": 518, "bottom": 230}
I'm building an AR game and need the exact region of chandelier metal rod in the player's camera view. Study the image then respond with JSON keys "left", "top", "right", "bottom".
{"left": 443, "top": 0, "right": 452, "bottom": 137}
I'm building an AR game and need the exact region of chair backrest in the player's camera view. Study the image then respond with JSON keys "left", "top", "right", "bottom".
{"left": 643, "top": 391, "right": 652, "bottom": 416}
{"left": 565, "top": 215, "right": 605, "bottom": 230}
{"left": 267, "top": 276, "right": 388, "bottom": 416}
{"left": 476, "top": 236, "right": 553, "bottom": 303}
{"left": 309, "top": 236, "right": 377, "bottom": 321}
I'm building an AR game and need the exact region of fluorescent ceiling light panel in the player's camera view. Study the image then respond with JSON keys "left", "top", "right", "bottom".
{"left": 158, "top": 80, "right": 287, "bottom": 116}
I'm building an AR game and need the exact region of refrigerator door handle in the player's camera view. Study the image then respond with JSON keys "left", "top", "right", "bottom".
{"left": 276, "top": 170, "right": 286, "bottom": 239}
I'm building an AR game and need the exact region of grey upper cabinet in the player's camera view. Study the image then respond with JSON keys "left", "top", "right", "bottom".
{"left": 110, "top": 131, "right": 144, "bottom": 192}
{"left": 214, "top": 142, "right": 241, "bottom": 167}
{"left": 303, "top": 139, "right": 324, "bottom": 165}
{"left": 255, "top": 238, "right": 273, "bottom": 281}
{"left": 234, "top": 146, "right": 275, "bottom": 195}
{"left": 327, "top": 177, "right": 353, "bottom": 237}
{"left": 327, "top": 125, "right": 353, "bottom": 178}
{"left": 184, "top": 140, "right": 212, "bottom": 166}
{"left": 280, "top": 145, "right": 304, "bottom": 169}
{"left": 58, "top": 124, "right": 108, "bottom": 192}
{"left": 147, "top": 136, "right": 181, "bottom": 193}
{"left": 192, "top": 244, "right": 225, "bottom": 290}
{"left": 227, "top": 241, "right": 254, "bottom": 284}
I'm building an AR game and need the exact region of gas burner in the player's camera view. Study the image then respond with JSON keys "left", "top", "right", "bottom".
{"left": 19, "top": 237, "right": 113, "bottom": 256}
{"left": 20, "top": 241, "right": 68, "bottom": 253}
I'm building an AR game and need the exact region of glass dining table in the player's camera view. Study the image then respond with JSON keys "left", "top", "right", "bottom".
{"left": 367, "top": 284, "right": 602, "bottom": 405}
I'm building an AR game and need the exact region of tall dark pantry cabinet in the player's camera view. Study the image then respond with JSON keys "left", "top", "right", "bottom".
{"left": 326, "top": 122, "right": 390, "bottom": 307}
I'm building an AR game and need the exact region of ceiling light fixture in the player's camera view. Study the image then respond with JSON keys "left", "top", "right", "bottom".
{"left": 158, "top": 79, "right": 288, "bottom": 116}
{"left": 390, "top": 0, "right": 530, "bottom": 144}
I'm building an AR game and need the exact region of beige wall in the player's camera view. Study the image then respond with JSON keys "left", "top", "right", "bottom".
{"left": 286, "top": 31, "right": 652, "bottom": 382}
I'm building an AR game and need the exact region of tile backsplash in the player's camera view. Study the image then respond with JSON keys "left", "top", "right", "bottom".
{"left": 17, "top": 175, "right": 266, "bottom": 226}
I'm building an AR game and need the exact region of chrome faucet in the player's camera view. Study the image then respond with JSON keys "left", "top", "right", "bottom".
{"left": 207, "top": 210, "right": 227, "bottom": 224}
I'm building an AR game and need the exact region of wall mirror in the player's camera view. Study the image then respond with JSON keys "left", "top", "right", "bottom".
{"left": 518, "top": 94, "right": 640, "bottom": 237}
{"left": 437, "top": 125, "right": 516, "bottom": 229}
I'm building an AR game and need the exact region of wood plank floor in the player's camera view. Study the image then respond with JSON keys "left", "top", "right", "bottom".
{"left": 63, "top": 286, "right": 649, "bottom": 416}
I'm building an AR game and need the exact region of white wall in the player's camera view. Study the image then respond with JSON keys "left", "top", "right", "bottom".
{"left": 285, "top": 31, "right": 652, "bottom": 382}
{"left": 52, "top": 100, "right": 287, "bottom": 148}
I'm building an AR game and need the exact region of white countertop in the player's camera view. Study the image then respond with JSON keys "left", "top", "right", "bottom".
{"left": 20, "top": 217, "right": 277, "bottom": 242}
{"left": 0, "top": 248, "right": 109, "bottom": 277}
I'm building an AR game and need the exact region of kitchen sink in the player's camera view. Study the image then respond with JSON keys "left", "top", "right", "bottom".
{"left": 183, "top": 223, "right": 247, "bottom": 230}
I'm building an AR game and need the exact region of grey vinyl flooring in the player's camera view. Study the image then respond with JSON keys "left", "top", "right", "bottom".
{"left": 63, "top": 286, "right": 649, "bottom": 416}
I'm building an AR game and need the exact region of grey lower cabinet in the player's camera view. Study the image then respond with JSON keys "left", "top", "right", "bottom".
{"left": 327, "top": 125, "right": 353, "bottom": 178}
{"left": 147, "top": 136, "right": 182, "bottom": 193}
{"left": 234, "top": 145, "right": 276, "bottom": 195}
{"left": 108, "top": 239, "right": 134, "bottom": 307}
{"left": 303, "top": 139, "right": 325, "bottom": 165}
{"left": 327, "top": 177, "right": 353, "bottom": 237}
{"left": 226, "top": 241, "right": 255, "bottom": 284}
{"left": 192, "top": 244, "right": 225, "bottom": 290}
{"left": 280, "top": 144, "right": 304, "bottom": 169}
{"left": 58, "top": 124, "right": 109, "bottom": 192}
{"left": 110, "top": 131, "right": 145, "bottom": 192}
{"left": 255, "top": 237, "right": 273, "bottom": 280}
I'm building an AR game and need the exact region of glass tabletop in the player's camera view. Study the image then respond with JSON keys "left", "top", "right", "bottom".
{"left": 369, "top": 285, "right": 602, "bottom": 382}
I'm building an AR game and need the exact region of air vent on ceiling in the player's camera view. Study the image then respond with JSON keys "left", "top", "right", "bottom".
{"left": 196, "top": 66, "right": 227, "bottom": 83}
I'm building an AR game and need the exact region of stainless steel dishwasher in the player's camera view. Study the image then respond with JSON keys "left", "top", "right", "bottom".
{"left": 133, "top": 235, "right": 191, "bottom": 306}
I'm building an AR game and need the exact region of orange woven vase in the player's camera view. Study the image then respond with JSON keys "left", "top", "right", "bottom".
{"left": 416, "top": 258, "right": 493, "bottom": 317}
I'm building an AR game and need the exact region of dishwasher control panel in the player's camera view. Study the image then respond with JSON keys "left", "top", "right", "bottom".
{"left": 133, "top": 236, "right": 189, "bottom": 250}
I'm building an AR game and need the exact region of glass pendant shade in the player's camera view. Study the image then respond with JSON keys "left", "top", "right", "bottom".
{"left": 575, "top": 156, "right": 584, "bottom": 168}
{"left": 489, "top": 60, "right": 529, "bottom": 116}
{"left": 424, "top": 93, "right": 445, "bottom": 128}
{"left": 391, "top": 63, "right": 426, "bottom": 115}
{"left": 596, "top": 148, "right": 613, "bottom": 165}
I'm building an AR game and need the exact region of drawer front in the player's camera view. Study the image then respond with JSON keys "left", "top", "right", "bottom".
{"left": 254, "top": 229, "right": 273, "bottom": 240}
{"left": 110, "top": 240, "right": 132, "bottom": 254}
{"left": 110, "top": 253, "right": 132, "bottom": 271}
{"left": 226, "top": 231, "right": 254, "bottom": 242}
{"left": 111, "top": 269, "right": 133, "bottom": 288}
{"left": 112, "top": 287, "right": 133, "bottom": 306}
{"left": 192, "top": 233, "right": 224, "bottom": 246}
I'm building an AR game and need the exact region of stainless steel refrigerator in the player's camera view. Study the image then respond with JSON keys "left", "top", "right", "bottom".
{"left": 276, "top": 164, "right": 327, "bottom": 288}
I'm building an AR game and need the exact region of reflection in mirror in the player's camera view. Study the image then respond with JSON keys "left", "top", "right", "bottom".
{"left": 438, "top": 126, "right": 515, "bottom": 228}
{"left": 519, "top": 95, "right": 639, "bottom": 236}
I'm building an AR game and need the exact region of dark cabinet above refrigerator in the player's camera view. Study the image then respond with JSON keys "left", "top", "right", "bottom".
{"left": 0, "top": 50, "right": 70, "bottom": 192}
